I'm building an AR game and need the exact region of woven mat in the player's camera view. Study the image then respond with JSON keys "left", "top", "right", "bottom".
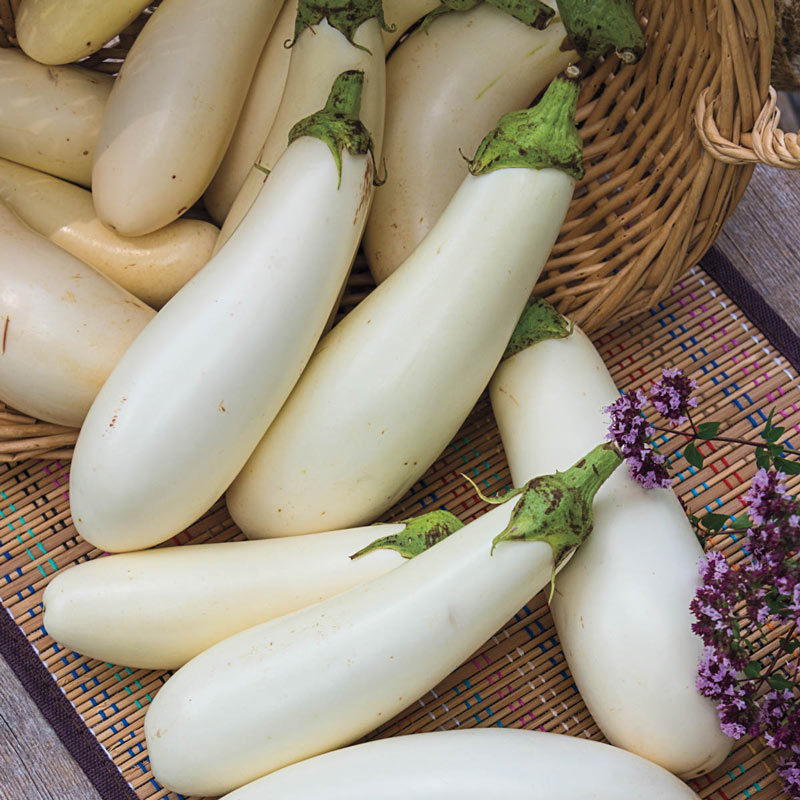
{"left": 1, "top": 247, "right": 797, "bottom": 800}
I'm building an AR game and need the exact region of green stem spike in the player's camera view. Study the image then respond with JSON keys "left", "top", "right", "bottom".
{"left": 422, "top": 0, "right": 553, "bottom": 30}
{"left": 288, "top": 70, "right": 378, "bottom": 189}
{"left": 473, "top": 443, "right": 622, "bottom": 568}
{"left": 467, "top": 71, "right": 584, "bottom": 179}
{"left": 556, "top": 0, "right": 645, "bottom": 63}
{"left": 349, "top": 510, "right": 465, "bottom": 560}
{"left": 291, "top": 0, "right": 393, "bottom": 52}
{"left": 503, "top": 297, "right": 573, "bottom": 360}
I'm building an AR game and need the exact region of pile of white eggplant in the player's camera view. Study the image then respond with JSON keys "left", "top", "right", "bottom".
{"left": 0, "top": 0, "right": 732, "bottom": 796}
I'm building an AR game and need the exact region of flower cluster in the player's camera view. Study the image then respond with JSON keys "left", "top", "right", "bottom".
{"left": 650, "top": 366, "right": 699, "bottom": 426}
{"left": 603, "top": 370, "right": 684, "bottom": 490}
{"left": 606, "top": 366, "right": 800, "bottom": 797}
{"left": 690, "top": 469, "right": 800, "bottom": 796}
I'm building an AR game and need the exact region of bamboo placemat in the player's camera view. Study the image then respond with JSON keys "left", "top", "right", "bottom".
{"left": 1, "top": 248, "right": 796, "bottom": 800}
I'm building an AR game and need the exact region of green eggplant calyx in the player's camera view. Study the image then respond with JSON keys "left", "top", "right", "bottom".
{"left": 292, "top": 0, "right": 393, "bottom": 53}
{"left": 503, "top": 297, "right": 573, "bottom": 360}
{"left": 556, "top": 0, "right": 645, "bottom": 62}
{"left": 349, "top": 510, "right": 465, "bottom": 559}
{"left": 487, "top": 442, "right": 622, "bottom": 565}
{"left": 467, "top": 70, "right": 584, "bottom": 179}
{"left": 288, "top": 70, "right": 379, "bottom": 188}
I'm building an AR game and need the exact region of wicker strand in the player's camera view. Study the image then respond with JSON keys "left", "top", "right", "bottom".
{"left": 696, "top": 85, "right": 800, "bottom": 168}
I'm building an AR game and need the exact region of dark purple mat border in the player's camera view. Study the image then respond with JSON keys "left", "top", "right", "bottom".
{"left": 700, "top": 246, "right": 800, "bottom": 376}
{"left": 0, "top": 243, "right": 797, "bottom": 800}
{"left": 0, "top": 605, "right": 141, "bottom": 800}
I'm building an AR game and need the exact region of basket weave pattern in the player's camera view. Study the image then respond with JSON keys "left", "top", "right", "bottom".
{"left": 0, "top": 0, "right": 776, "bottom": 449}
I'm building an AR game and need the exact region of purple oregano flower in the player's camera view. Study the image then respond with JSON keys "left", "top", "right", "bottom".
{"left": 604, "top": 385, "right": 671, "bottom": 489}
{"left": 690, "top": 468, "right": 800, "bottom": 798}
{"left": 650, "top": 366, "right": 699, "bottom": 426}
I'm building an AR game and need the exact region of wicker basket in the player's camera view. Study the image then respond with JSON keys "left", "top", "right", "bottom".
{"left": 0, "top": 0, "right": 785, "bottom": 460}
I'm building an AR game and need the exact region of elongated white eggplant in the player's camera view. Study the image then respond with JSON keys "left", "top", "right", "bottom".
{"left": 227, "top": 73, "right": 582, "bottom": 538}
{"left": 364, "top": 0, "right": 646, "bottom": 284}
{"left": 92, "top": 0, "right": 282, "bottom": 236}
{"left": 203, "top": 0, "right": 298, "bottom": 225}
{"left": 70, "top": 72, "right": 380, "bottom": 553}
{"left": 219, "top": 730, "right": 701, "bottom": 800}
{"left": 0, "top": 201, "right": 153, "bottom": 427}
{"left": 364, "top": 1, "right": 571, "bottom": 283}
{"left": 489, "top": 300, "right": 730, "bottom": 778}
{"left": 146, "top": 444, "right": 622, "bottom": 796}
{"left": 0, "top": 49, "right": 112, "bottom": 187}
{"left": 15, "top": 0, "right": 151, "bottom": 65}
{"left": 216, "top": 0, "right": 387, "bottom": 250}
{"left": 43, "top": 510, "right": 461, "bottom": 670}
{"left": 0, "top": 158, "right": 217, "bottom": 309}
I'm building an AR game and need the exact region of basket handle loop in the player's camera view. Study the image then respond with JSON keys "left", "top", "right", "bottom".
{"left": 695, "top": 86, "right": 800, "bottom": 169}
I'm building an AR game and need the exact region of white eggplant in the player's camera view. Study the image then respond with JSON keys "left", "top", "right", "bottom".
{"left": 70, "top": 72, "right": 379, "bottom": 553}
{"left": 0, "top": 202, "right": 153, "bottom": 427}
{"left": 0, "top": 49, "right": 112, "bottom": 187}
{"left": 220, "top": 730, "right": 701, "bottom": 800}
{"left": 146, "top": 444, "right": 622, "bottom": 796}
{"left": 0, "top": 158, "right": 217, "bottom": 309}
{"left": 489, "top": 303, "right": 730, "bottom": 778}
{"left": 381, "top": 0, "right": 439, "bottom": 50}
{"left": 204, "top": 0, "right": 298, "bottom": 225}
{"left": 364, "top": 1, "right": 574, "bottom": 283}
{"left": 91, "top": 0, "right": 282, "bottom": 236}
{"left": 227, "top": 74, "right": 581, "bottom": 537}
{"left": 216, "top": 0, "right": 386, "bottom": 250}
{"left": 16, "top": 0, "right": 151, "bottom": 65}
{"left": 43, "top": 511, "right": 461, "bottom": 670}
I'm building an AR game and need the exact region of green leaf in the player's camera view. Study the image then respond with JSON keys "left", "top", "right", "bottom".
{"left": 755, "top": 446, "right": 771, "bottom": 470}
{"left": 743, "top": 661, "right": 762, "bottom": 679}
{"left": 775, "top": 456, "right": 800, "bottom": 475}
{"left": 762, "top": 407, "right": 776, "bottom": 436}
{"left": 684, "top": 443, "right": 704, "bottom": 469}
{"left": 700, "top": 513, "right": 728, "bottom": 532}
{"left": 768, "top": 442, "right": 785, "bottom": 458}
{"left": 767, "top": 674, "right": 797, "bottom": 691}
{"left": 763, "top": 426, "right": 785, "bottom": 443}
{"left": 695, "top": 422, "right": 721, "bottom": 439}
{"left": 786, "top": 640, "right": 800, "bottom": 654}
{"left": 730, "top": 514, "right": 753, "bottom": 530}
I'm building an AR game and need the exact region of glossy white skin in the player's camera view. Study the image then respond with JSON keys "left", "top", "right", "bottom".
{"left": 0, "top": 202, "right": 153, "bottom": 427}
{"left": 0, "top": 49, "right": 112, "bottom": 187}
{"left": 92, "top": 0, "right": 282, "bottom": 236}
{"left": 70, "top": 137, "right": 374, "bottom": 553}
{"left": 16, "top": 0, "right": 151, "bottom": 64}
{"left": 227, "top": 167, "right": 573, "bottom": 537}
{"left": 364, "top": 2, "right": 575, "bottom": 283}
{"left": 381, "top": 0, "right": 439, "bottom": 51}
{"left": 489, "top": 327, "right": 731, "bottom": 778}
{"left": 220, "top": 730, "right": 702, "bottom": 800}
{"left": 0, "top": 158, "right": 217, "bottom": 309}
{"left": 145, "top": 500, "right": 556, "bottom": 796}
{"left": 203, "top": 0, "right": 298, "bottom": 225}
{"left": 217, "top": 17, "right": 385, "bottom": 250}
{"left": 43, "top": 522, "right": 409, "bottom": 670}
